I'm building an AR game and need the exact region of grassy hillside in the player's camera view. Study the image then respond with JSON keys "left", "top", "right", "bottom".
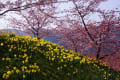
{"left": 0, "top": 32, "right": 120, "bottom": 80}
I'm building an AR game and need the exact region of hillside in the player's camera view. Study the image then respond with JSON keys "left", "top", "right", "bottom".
{"left": 0, "top": 29, "right": 27, "bottom": 35}
{"left": 0, "top": 32, "right": 120, "bottom": 80}
{"left": 0, "top": 29, "right": 60, "bottom": 42}
{"left": 0, "top": 29, "right": 34, "bottom": 37}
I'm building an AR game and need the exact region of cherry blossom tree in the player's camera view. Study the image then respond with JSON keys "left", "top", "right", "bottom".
{"left": 9, "top": 2, "right": 57, "bottom": 39}
{"left": 0, "top": 0, "right": 72, "bottom": 39}
{"left": 0, "top": 0, "right": 58, "bottom": 39}
{"left": 56, "top": 0, "right": 120, "bottom": 60}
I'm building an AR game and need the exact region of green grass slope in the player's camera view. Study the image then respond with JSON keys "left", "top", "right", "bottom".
{"left": 0, "top": 32, "right": 120, "bottom": 80}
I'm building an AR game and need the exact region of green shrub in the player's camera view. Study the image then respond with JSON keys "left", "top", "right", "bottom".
{"left": 0, "top": 33, "right": 120, "bottom": 80}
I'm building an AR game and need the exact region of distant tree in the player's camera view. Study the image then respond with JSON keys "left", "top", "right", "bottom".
{"left": 57, "top": 26, "right": 80, "bottom": 52}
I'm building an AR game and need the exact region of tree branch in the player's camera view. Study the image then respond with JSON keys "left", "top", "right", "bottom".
{"left": 0, "top": 0, "right": 72, "bottom": 16}
{"left": 72, "top": 1, "right": 95, "bottom": 43}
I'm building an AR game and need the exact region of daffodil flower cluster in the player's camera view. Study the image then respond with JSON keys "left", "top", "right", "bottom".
{"left": 1, "top": 53, "right": 40, "bottom": 79}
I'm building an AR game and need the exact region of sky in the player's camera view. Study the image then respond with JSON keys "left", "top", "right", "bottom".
{"left": 0, "top": 0, "right": 120, "bottom": 29}
{"left": 99, "top": 0, "right": 120, "bottom": 10}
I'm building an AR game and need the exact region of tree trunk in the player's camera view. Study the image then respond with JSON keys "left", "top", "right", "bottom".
{"left": 36, "top": 31, "right": 40, "bottom": 40}
{"left": 74, "top": 48, "right": 78, "bottom": 53}
{"left": 96, "top": 47, "right": 101, "bottom": 60}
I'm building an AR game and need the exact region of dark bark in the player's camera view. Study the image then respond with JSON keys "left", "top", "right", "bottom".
{"left": 96, "top": 46, "right": 101, "bottom": 59}
{"left": 74, "top": 48, "right": 78, "bottom": 53}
